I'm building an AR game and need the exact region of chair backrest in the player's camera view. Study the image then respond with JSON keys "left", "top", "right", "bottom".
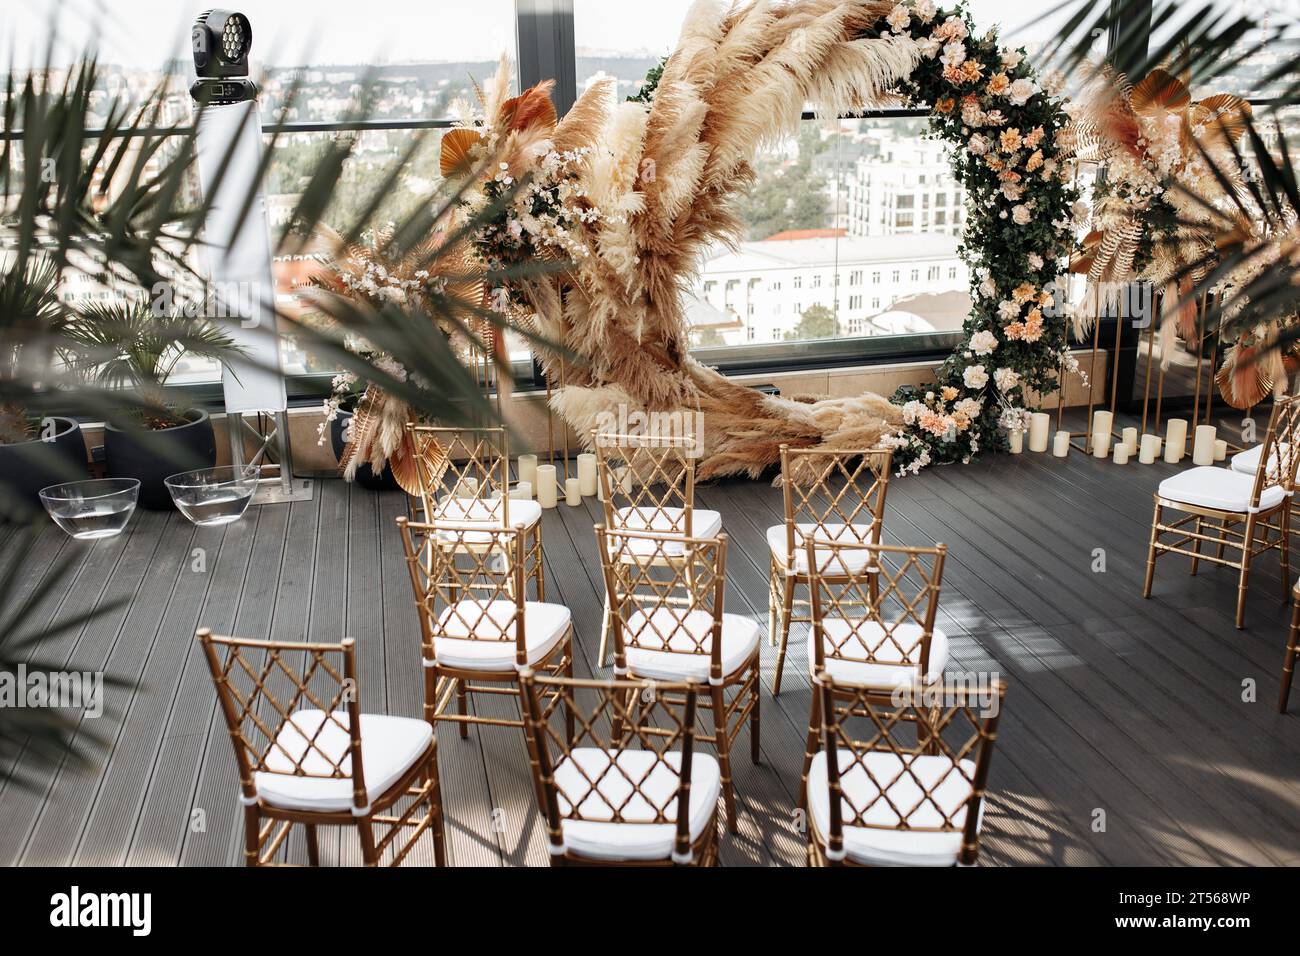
{"left": 815, "top": 674, "right": 1005, "bottom": 865}
{"left": 1249, "top": 394, "right": 1300, "bottom": 507}
{"left": 519, "top": 672, "right": 702, "bottom": 863}
{"left": 197, "top": 628, "right": 369, "bottom": 810}
{"left": 593, "top": 431, "right": 698, "bottom": 536}
{"left": 807, "top": 539, "right": 947, "bottom": 681}
{"left": 779, "top": 445, "right": 892, "bottom": 558}
{"left": 395, "top": 516, "right": 529, "bottom": 664}
{"left": 407, "top": 423, "right": 516, "bottom": 527}
{"left": 596, "top": 524, "right": 728, "bottom": 679}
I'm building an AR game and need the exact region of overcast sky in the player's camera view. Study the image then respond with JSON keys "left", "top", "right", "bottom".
{"left": 1, "top": 0, "right": 1282, "bottom": 70}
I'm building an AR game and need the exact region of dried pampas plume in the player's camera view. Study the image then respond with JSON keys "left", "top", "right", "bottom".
{"left": 512, "top": 0, "right": 912, "bottom": 478}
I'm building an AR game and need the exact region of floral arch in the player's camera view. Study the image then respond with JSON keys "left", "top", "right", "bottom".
{"left": 446, "top": 0, "right": 1082, "bottom": 477}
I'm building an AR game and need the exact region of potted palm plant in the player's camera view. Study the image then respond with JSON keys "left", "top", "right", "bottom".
{"left": 62, "top": 302, "right": 246, "bottom": 509}
{"left": 0, "top": 259, "right": 91, "bottom": 517}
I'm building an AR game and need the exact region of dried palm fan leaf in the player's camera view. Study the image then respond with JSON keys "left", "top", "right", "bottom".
{"left": 440, "top": 128, "right": 483, "bottom": 177}
{"left": 1218, "top": 341, "right": 1276, "bottom": 409}
{"left": 502, "top": 81, "right": 557, "bottom": 132}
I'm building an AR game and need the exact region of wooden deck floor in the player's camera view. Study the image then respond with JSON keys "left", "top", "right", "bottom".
{"left": 3, "top": 416, "right": 1299, "bottom": 867}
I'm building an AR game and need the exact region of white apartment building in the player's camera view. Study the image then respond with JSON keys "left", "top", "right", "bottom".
{"left": 693, "top": 233, "right": 969, "bottom": 345}
{"left": 846, "top": 136, "right": 965, "bottom": 237}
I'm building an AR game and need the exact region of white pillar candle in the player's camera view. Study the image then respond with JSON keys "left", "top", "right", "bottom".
{"left": 517, "top": 455, "right": 538, "bottom": 497}
{"left": 1028, "top": 412, "right": 1051, "bottom": 453}
{"left": 1214, "top": 439, "right": 1227, "bottom": 462}
{"left": 1112, "top": 443, "right": 1130, "bottom": 464}
{"left": 1192, "top": 425, "right": 1217, "bottom": 466}
{"left": 1139, "top": 433, "right": 1161, "bottom": 464}
{"left": 1164, "top": 418, "right": 1188, "bottom": 463}
{"left": 1052, "top": 430, "right": 1071, "bottom": 457}
{"left": 565, "top": 477, "right": 581, "bottom": 506}
{"left": 1121, "top": 427, "right": 1139, "bottom": 455}
{"left": 1091, "top": 410, "right": 1114, "bottom": 458}
{"left": 508, "top": 481, "right": 531, "bottom": 501}
{"left": 1008, "top": 429, "right": 1024, "bottom": 454}
{"left": 536, "top": 464, "right": 558, "bottom": 509}
{"left": 456, "top": 476, "right": 479, "bottom": 498}
{"left": 577, "top": 453, "right": 598, "bottom": 496}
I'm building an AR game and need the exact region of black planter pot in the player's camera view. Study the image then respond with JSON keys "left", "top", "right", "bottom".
{"left": 104, "top": 408, "right": 217, "bottom": 510}
{"left": 329, "top": 410, "right": 401, "bottom": 491}
{"left": 0, "top": 416, "right": 89, "bottom": 518}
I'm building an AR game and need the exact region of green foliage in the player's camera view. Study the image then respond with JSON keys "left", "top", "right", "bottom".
{"left": 790, "top": 303, "right": 840, "bottom": 340}
{"left": 627, "top": 57, "right": 668, "bottom": 104}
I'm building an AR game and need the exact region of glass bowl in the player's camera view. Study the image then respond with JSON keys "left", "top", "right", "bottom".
{"left": 165, "top": 466, "right": 258, "bottom": 526}
{"left": 39, "top": 478, "right": 140, "bottom": 540}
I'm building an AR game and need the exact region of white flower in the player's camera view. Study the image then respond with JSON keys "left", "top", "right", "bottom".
{"left": 917, "top": 36, "right": 942, "bottom": 58}
{"left": 1071, "top": 200, "right": 1091, "bottom": 222}
{"left": 1001, "top": 50, "right": 1023, "bottom": 69}
{"left": 963, "top": 364, "right": 989, "bottom": 389}
{"left": 1012, "top": 204, "right": 1032, "bottom": 225}
{"left": 998, "top": 299, "right": 1020, "bottom": 320}
{"left": 969, "top": 329, "right": 998, "bottom": 354}
{"left": 979, "top": 276, "right": 997, "bottom": 298}
{"left": 968, "top": 133, "right": 989, "bottom": 155}
{"left": 940, "top": 41, "right": 967, "bottom": 69}
{"left": 886, "top": 3, "right": 911, "bottom": 32}
{"left": 1001, "top": 181, "right": 1024, "bottom": 201}
{"left": 901, "top": 400, "right": 926, "bottom": 424}
{"left": 993, "top": 367, "right": 1020, "bottom": 391}
{"left": 956, "top": 397, "right": 983, "bottom": 418}
{"left": 1007, "top": 78, "right": 1036, "bottom": 106}
{"left": 914, "top": 0, "right": 937, "bottom": 23}
{"left": 1028, "top": 252, "right": 1044, "bottom": 270}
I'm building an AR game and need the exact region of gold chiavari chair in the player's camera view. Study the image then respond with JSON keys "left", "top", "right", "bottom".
{"left": 396, "top": 517, "right": 574, "bottom": 738}
{"left": 519, "top": 672, "right": 721, "bottom": 866}
{"left": 1282, "top": 580, "right": 1299, "bottom": 712}
{"left": 407, "top": 423, "right": 545, "bottom": 599}
{"left": 800, "top": 538, "right": 949, "bottom": 802}
{"left": 768, "top": 444, "right": 893, "bottom": 695}
{"left": 593, "top": 430, "right": 722, "bottom": 668}
{"left": 197, "top": 629, "right": 446, "bottom": 867}
{"left": 807, "top": 673, "right": 1005, "bottom": 867}
{"left": 597, "top": 524, "right": 759, "bottom": 832}
{"left": 1143, "top": 395, "right": 1300, "bottom": 628}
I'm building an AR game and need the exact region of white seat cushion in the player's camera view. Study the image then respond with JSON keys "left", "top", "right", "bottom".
{"left": 807, "top": 749, "right": 980, "bottom": 866}
{"left": 766, "top": 523, "right": 877, "bottom": 573}
{"left": 554, "top": 748, "right": 721, "bottom": 861}
{"left": 612, "top": 507, "right": 722, "bottom": 556}
{"left": 809, "top": 620, "right": 948, "bottom": 688}
{"left": 434, "top": 600, "right": 570, "bottom": 671}
{"left": 255, "top": 709, "right": 432, "bottom": 813}
{"left": 435, "top": 496, "right": 542, "bottom": 535}
{"left": 1157, "top": 466, "right": 1286, "bottom": 513}
{"left": 622, "top": 608, "right": 759, "bottom": 681}
{"left": 1230, "top": 442, "right": 1289, "bottom": 476}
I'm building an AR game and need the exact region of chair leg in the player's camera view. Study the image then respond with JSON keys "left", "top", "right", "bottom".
{"left": 1190, "top": 517, "right": 1203, "bottom": 575}
{"left": 1236, "top": 515, "right": 1257, "bottom": 629}
{"left": 773, "top": 574, "right": 795, "bottom": 697}
{"left": 242, "top": 804, "right": 261, "bottom": 867}
{"left": 1216, "top": 518, "right": 1228, "bottom": 561}
{"left": 456, "top": 678, "right": 469, "bottom": 739}
{"left": 798, "top": 690, "right": 821, "bottom": 813}
{"left": 749, "top": 662, "right": 761, "bottom": 765}
{"left": 710, "top": 683, "right": 738, "bottom": 832}
{"left": 1142, "top": 500, "right": 1162, "bottom": 598}
{"left": 768, "top": 558, "right": 779, "bottom": 647}
{"left": 598, "top": 590, "right": 612, "bottom": 669}
{"left": 427, "top": 755, "right": 447, "bottom": 867}
{"left": 356, "top": 816, "right": 380, "bottom": 866}
{"left": 1281, "top": 600, "right": 1300, "bottom": 713}
{"left": 532, "top": 528, "right": 546, "bottom": 601}
{"left": 1280, "top": 509, "right": 1292, "bottom": 601}
{"left": 305, "top": 824, "right": 320, "bottom": 866}
{"left": 564, "top": 649, "right": 576, "bottom": 744}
